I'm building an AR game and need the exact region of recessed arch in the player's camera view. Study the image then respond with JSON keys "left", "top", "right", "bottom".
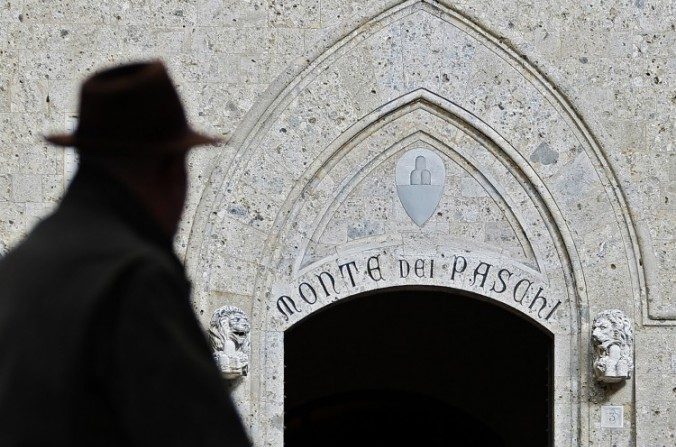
{"left": 254, "top": 87, "right": 573, "bottom": 344}
{"left": 294, "top": 98, "right": 541, "bottom": 272}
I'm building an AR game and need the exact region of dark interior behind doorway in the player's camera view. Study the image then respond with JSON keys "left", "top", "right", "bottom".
{"left": 285, "top": 287, "right": 553, "bottom": 447}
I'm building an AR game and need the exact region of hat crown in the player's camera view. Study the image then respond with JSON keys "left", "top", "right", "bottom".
{"left": 45, "top": 61, "right": 219, "bottom": 153}
{"left": 76, "top": 62, "right": 187, "bottom": 146}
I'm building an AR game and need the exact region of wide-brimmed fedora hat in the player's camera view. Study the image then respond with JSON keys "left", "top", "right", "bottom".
{"left": 45, "top": 60, "right": 221, "bottom": 153}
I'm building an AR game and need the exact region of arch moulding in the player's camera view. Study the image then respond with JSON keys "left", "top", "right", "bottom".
{"left": 185, "top": 1, "right": 649, "bottom": 445}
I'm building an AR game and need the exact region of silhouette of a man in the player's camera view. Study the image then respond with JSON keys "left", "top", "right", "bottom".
{"left": 0, "top": 62, "right": 251, "bottom": 446}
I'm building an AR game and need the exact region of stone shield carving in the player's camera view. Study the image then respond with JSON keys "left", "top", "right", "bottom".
{"left": 592, "top": 310, "right": 634, "bottom": 383}
{"left": 395, "top": 148, "right": 446, "bottom": 226}
{"left": 209, "top": 305, "right": 251, "bottom": 379}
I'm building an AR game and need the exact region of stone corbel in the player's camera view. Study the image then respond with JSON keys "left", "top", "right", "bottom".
{"left": 591, "top": 309, "right": 634, "bottom": 383}
{"left": 209, "top": 305, "right": 251, "bottom": 379}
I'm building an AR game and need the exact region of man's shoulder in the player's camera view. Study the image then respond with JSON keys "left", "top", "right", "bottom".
{"left": 22, "top": 199, "right": 168, "bottom": 257}
{"left": 0, "top": 211, "right": 187, "bottom": 341}
{"left": 0, "top": 201, "right": 183, "bottom": 298}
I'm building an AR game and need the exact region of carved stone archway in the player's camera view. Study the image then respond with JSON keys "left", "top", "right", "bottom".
{"left": 186, "top": 1, "right": 647, "bottom": 445}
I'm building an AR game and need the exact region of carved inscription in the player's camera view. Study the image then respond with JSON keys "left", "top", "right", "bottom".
{"left": 275, "top": 253, "right": 561, "bottom": 323}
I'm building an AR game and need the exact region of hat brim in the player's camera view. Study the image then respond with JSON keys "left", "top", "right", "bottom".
{"left": 44, "top": 129, "right": 222, "bottom": 153}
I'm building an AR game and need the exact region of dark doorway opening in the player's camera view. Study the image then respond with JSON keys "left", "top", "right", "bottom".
{"left": 285, "top": 287, "right": 553, "bottom": 447}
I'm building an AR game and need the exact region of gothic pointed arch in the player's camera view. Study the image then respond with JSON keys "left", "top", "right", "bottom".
{"left": 184, "top": 1, "right": 647, "bottom": 445}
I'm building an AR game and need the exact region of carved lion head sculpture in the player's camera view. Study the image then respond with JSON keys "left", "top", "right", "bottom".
{"left": 210, "top": 306, "right": 250, "bottom": 350}
{"left": 209, "top": 305, "right": 251, "bottom": 378}
{"left": 591, "top": 309, "right": 633, "bottom": 383}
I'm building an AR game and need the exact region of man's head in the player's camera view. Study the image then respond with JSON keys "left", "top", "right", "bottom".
{"left": 79, "top": 151, "right": 188, "bottom": 238}
{"left": 44, "top": 61, "right": 221, "bottom": 237}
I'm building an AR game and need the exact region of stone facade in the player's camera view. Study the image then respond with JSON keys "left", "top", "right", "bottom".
{"left": 0, "top": 1, "right": 674, "bottom": 446}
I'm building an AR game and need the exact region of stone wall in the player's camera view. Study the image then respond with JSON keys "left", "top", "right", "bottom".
{"left": 1, "top": 1, "right": 673, "bottom": 446}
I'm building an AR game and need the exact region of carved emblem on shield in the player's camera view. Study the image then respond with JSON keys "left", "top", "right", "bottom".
{"left": 396, "top": 148, "right": 445, "bottom": 226}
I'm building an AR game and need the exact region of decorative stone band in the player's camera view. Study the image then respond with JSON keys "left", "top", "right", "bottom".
{"left": 592, "top": 309, "right": 634, "bottom": 383}
{"left": 209, "top": 305, "right": 251, "bottom": 380}
{"left": 272, "top": 250, "right": 562, "bottom": 330}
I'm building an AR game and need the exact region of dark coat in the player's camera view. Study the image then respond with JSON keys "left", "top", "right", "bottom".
{"left": 0, "top": 165, "right": 251, "bottom": 446}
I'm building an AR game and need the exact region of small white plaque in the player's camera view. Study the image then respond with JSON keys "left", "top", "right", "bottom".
{"left": 601, "top": 405, "right": 624, "bottom": 428}
{"left": 395, "top": 148, "right": 446, "bottom": 227}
